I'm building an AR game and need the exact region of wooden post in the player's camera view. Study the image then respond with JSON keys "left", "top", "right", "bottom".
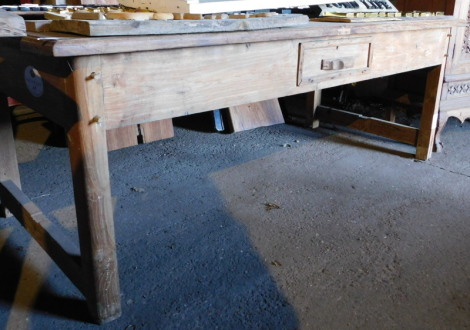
{"left": 416, "top": 64, "right": 446, "bottom": 160}
{"left": 66, "top": 57, "right": 121, "bottom": 323}
{"left": 281, "top": 91, "right": 321, "bottom": 127}
{"left": 0, "top": 95, "right": 21, "bottom": 218}
{"left": 308, "top": 90, "right": 322, "bottom": 128}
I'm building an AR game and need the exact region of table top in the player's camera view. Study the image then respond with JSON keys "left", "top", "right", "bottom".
{"left": 0, "top": 16, "right": 460, "bottom": 58}
{"left": 0, "top": 10, "right": 26, "bottom": 37}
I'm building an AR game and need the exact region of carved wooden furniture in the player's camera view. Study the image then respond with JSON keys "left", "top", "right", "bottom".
{"left": 0, "top": 17, "right": 457, "bottom": 323}
{"left": 436, "top": 0, "right": 470, "bottom": 149}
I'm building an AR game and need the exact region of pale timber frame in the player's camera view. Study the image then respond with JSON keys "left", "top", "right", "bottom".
{"left": 0, "top": 17, "right": 458, "bottom": 323}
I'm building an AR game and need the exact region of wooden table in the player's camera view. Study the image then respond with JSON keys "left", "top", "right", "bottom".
{"left": 0, "top": 17, "right": 459, "bottom": 323}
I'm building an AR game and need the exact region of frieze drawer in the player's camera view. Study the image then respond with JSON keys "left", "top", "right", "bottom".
{"left": 297, "top": 37, "right": 372, "bottom": 86}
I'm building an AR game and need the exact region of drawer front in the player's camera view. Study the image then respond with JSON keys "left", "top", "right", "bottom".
{"left": 297, "top": 37, "right": 372, "bottom": 86}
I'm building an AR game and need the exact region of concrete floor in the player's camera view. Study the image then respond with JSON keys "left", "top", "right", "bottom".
{"left": 1, "top": 107, "right": 469, "bottom": 329}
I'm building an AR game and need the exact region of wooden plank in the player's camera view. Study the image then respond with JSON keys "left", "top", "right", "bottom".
{"left": 311, "top": 17, "right": 400, "bottom": 23}
{"left": 0, "top": 180, "right": 85, "bottom": 294}
{"left": 70, "top": 0, "right": 119, "bottom": 5}
{"left": 0, "top": 97, "right": 21, "bottom": 218}
{"left": 0, "top": 10, "right": 26, "bottom": 37}
{"left": 100, "top": 39, "right": 297, "bottom": 129}
{"left": 140, "top": 119, "right": 174, "bottom": 143}
{"left": 315, "top": 106, "right": 420, "bottom": 146}
{"left": 106, "top": 125, "right": 139, "bottom": 151}
{"left": 106, "top": 120, "right": 174, "bottom": 151}
{"left": 48, "top": 14, "right": 309, "bottom": 37}
{"left": 20, "top": 17, "right": 460, "bottom": 58}
{"left": 227, "top": 99, "right": 284, "bottom": 132}
{"left": 117, "top": 0, "right": 333, "bottom": 14}
{"left": 66, "top": 56, "right": 121, "bottom": 323}
{"left": 25, "top": 20, "right": 51, "bottom": 33}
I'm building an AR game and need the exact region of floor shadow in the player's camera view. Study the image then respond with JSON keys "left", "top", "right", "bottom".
{"left": 0, "top": 235, "right": 91, "bottom": 324}
{"left": 11, "top": 107, "right": 67, "bottom": 148}
{"left": 34, "top": 290, "right": 91, "bottom": 323}
{"left": 0, "top": 241, "right": 22, "bottom": 305}
{"left": 317, "top": 124, "right": 415, "bottom": 159}
{"left": 1, "top": 122, "right": 304, "bottom": 328}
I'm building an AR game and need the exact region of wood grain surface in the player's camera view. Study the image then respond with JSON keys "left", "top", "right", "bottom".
{"left": 0, "top": 10, "right": 26, "bottom": 37}
{"left": 49, "top": 14, "right": 308, "bottom": 36}
{"left": 20, "top": 17, "right": 462, "bottom": 57}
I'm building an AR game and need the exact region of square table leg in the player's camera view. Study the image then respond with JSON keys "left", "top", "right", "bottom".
{"left": 416, "top": 64, "right": 446, "bottom": 160}
{"left": 66, "top": 57, "right": 121, "bottom": 323}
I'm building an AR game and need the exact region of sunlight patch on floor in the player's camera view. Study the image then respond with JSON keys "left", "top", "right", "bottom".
{"left": 6, "top": 237, "right": 52, "bottom": 330}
